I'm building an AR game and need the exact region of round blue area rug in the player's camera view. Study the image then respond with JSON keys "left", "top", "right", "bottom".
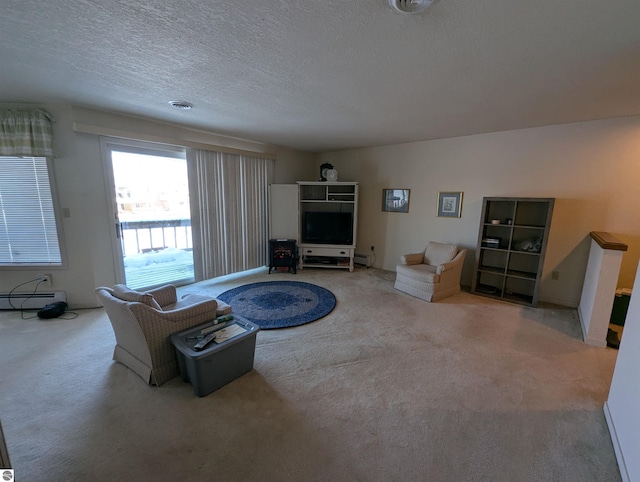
{"left": 217, "top": 281, "right": 336, "bottom": 329}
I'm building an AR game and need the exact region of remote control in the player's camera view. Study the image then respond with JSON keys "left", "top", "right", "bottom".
{"left": 216, "top": 315, "right": 234, "bottom": 323}
{"left": 193, "top": 332, "right": 217, "bottom": 351}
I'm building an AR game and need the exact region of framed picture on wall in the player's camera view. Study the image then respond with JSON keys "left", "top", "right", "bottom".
{"left": 382, "top": 189, "right": 410, "bottom": 213}
{"left": 437, "top": 192, "right": 463, "bottom": 217}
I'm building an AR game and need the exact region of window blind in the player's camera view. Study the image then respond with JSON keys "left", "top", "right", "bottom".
{"left": 0, "top": 156, "right": 62, "bottom": 265}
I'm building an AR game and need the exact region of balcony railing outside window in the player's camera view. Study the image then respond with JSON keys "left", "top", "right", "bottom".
{"left": 121, "top": 219, "right": 194, "bottom": 289}
{"left": 121, "top": 219, "right": 192, "bottom": 255}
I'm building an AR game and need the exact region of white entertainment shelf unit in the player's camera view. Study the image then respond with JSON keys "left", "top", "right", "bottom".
{"left": 297, "top": 181, "right": 358, "bottom": 272}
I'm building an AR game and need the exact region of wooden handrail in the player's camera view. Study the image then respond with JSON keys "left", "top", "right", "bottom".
{"left": 590, "top": 231, "right": 628, "bottom": 251}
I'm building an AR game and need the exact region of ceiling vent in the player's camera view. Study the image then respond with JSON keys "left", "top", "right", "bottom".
{"left": 388, "top": 0, "right": 437, "bottom": 14}
{"left": 168, "top": 100, "right": 194, "bottom": 110}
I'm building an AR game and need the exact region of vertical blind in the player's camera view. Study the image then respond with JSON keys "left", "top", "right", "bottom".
{"left": 187, "top": 149, "right": 274, "bottom": 280}
{"left": 0, "top": 156, "right": 62, "bottom": 265}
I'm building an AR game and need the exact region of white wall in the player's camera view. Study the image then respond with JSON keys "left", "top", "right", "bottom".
{"left": 605, "top": 261, "right": 640, "bottom": 481}
{"left": 4, "top": 103, "right": 639, "bottom": 309}
{"left": 319, "top": 116, "right": 640, "bottom": 307}
{"left": 0, "top": 103, "right": 316, "bottom": 308}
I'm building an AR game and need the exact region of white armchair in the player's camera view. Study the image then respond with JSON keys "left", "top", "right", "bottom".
{"left": 95, "top": 284, "right": 231, "bottom": 386}
{"left": 394, "top": 242, "right": 466, "bottom": 302}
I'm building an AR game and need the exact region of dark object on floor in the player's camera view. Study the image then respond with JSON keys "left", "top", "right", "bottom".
{"left": 217, "top": 281, "right": 335, "bottom": 329}
{"left": 37, "top": 301, "right": 68, "bottom": 319}
{"left": 606, "top": 328, "right": 620, "bottom": 349}
{"left": 610, "top": 289, "right": 631, "bottom": 326}
{"left": 268, "top": 238, "right": 297, "bottom": 274}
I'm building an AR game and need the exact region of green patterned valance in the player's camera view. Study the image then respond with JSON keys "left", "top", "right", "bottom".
{"left": 0, "top": 109, "right": 54, "bottom": 157}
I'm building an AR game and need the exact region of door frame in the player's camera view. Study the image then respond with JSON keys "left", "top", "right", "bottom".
{"left": 100, "top": 137, "right": 187, "bottom": 286}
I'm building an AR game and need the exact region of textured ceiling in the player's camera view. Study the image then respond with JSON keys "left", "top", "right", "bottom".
{"left": 2, "top": 0, "right": 640, "bottom": 152}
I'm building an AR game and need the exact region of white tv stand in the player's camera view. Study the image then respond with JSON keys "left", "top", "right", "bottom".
{"left": 297, "top": 181, "right": 358, "bottom": 272}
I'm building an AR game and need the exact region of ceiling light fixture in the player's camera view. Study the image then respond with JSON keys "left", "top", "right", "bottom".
{"left": 388, "top": 0, "right": 438, "bottom": 14}
{"left": 168, "top": 100, "right": 194, "bottom": 110}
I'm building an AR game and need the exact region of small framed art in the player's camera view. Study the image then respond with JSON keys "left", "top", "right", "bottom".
{"left": 437, "top": 192, "right": 463, "bottom": 217}
{"left": 382, "top": 189, "right": 410, "bottom": 213}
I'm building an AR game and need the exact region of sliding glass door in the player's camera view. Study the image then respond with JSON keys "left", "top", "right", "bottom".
{"left": 102, "top": 139, "right": 194, "bottom": 289}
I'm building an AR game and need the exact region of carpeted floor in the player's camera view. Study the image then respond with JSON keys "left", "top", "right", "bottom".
{"left": 0, "top": 267, "right": 621, "bottom": 481}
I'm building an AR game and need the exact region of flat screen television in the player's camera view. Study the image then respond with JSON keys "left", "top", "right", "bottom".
{"left": 302, "top": 211, "right": 353, "bottom": 245}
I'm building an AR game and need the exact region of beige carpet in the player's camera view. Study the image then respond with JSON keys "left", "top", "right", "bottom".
{"left": 0, "top": 267, "right": 621, "bottom": 481}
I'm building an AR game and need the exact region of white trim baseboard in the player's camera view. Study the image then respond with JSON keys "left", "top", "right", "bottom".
{"left": 538, "top": 295, "right": 579, "bottom": 308}
{"left": 603, "top": 401, "right": 629, "bottom": 482}
{"left": 578, "top": 304, "right": 607, "bottom": 347}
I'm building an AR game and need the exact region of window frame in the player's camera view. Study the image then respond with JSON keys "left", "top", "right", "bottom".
{"left": 0, "top": 155, "right": 66, "bottom": 268}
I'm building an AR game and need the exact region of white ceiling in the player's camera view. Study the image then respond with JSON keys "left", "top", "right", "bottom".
{"left": 2, "top": 0, "right": 640, "bottom": 153}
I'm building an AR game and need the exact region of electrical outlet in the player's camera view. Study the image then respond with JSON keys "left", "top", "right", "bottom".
{"left": 551, "top": 271, "right": 559, "bottom": 280}
{"left": 38, "top": 273, "right": 52, "bottom": 287}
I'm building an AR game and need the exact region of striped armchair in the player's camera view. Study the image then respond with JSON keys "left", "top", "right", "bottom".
{"left": 95, "top": 284, "right": 231, "bottom": 386}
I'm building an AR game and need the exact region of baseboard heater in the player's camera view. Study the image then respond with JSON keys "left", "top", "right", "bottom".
{"left": 354, "top": 253, "right": 371, "bottom": 268}
{"left": 0, "top": 291, "right": 66, "bottom": 310}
